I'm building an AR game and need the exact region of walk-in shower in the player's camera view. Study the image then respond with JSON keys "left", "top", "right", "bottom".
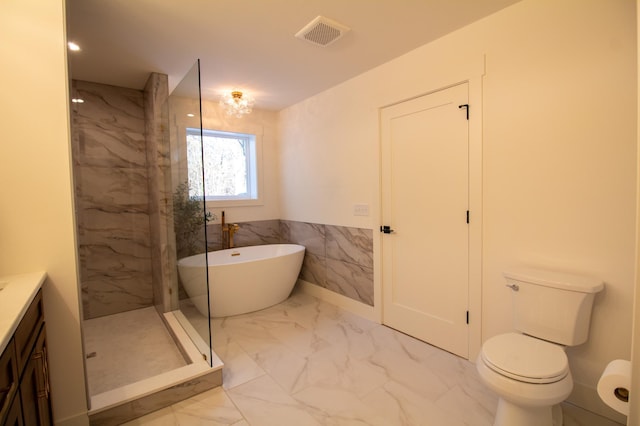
{"left": 70, "top": 60, "right": 222, "bottom": 424}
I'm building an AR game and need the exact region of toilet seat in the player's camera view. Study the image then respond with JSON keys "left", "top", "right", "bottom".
{"left": 481, "top": 333, "right": 568, "bottom": 384}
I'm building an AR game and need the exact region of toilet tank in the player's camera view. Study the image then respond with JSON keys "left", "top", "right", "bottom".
{"left": 504, "top": 268, "right": 604, "bottom": 346}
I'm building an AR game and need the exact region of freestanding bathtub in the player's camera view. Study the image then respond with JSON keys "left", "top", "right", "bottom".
{"left": 177, "top": 244, "right": 305, "bottom": 317}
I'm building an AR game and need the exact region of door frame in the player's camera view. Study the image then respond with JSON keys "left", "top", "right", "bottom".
{"left": 376, "top": 73, "right": 483, "bottom": 360}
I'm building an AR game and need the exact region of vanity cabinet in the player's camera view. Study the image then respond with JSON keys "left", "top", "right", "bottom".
{"left": 0, "top": 340, "right": 21, "bottom": 426}
{"left": 0, "top": 290, "right": 52, "bottom": 425}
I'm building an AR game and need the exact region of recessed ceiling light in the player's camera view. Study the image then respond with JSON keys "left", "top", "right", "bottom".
{"left": 71, "top": 98, "right": 84, "bottom": 103}
{"left": 68, "top": 42, "right": 81, "bottom": 51}
{"left": 187, "top": 113, "right": 195, "bottom": 117}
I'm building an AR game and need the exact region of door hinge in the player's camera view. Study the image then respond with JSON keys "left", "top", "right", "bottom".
{"left": 458, "top": 104, "right": 469, "bottom": 120}
{"left": 466, "top": 311, "right": 469, "bottom": 324}
{"left": 466, "top": 210, "right": 469, "bottom": 224}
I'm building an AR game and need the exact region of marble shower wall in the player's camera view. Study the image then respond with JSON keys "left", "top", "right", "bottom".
{"left": 201, "top": 219, "right": 374, "bottom": 306}
{"left": 72, "top": 80, "right": 154, "bottom": 319}
{"left": 144, "top": 74, "right": 178, "bottom": 313}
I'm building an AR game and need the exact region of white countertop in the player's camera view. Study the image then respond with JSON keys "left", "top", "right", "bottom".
{"left": 0, "top": 271, "right": 47, "bottom": 355}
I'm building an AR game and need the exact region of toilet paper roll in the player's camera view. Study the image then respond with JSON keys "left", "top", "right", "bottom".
{"left": 597, "top": 359, "right": 631, "bottom": 416}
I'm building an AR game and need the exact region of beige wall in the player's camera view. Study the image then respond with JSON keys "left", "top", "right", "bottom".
{"left": 0, "top": 0, "right": 88, "bottom": 424}
{"left": 630, "top": 1, "right": 639, "bottom": 425}
{"left": 279, "top": 0, "right": 636, "bottom": 421}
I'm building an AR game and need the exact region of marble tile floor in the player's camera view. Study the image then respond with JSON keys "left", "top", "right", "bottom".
{"left": 84, "top": 306, "right": 188, "bottom": 395}
{"left": 123, "top": 289, "right": 622, "bottom": 425}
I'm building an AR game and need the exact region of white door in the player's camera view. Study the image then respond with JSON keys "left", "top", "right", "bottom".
{"left": 381, "top": 83, "right": 469, "bottom": 358}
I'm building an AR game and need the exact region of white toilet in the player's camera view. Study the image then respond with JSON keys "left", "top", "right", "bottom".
{"left": 476, "top": 268, "right": 604, "bottom": 426}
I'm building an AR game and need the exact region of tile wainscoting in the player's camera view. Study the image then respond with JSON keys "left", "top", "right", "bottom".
{"left": 203, "top": 219, "right": 374, "bottom": 306}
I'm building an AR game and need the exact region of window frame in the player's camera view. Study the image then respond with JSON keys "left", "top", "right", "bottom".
{"left": 186, "top": 127, "right": 263, "bottom": 206}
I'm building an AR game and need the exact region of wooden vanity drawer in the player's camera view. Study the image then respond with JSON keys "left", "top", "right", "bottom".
{"left": 0, "top": 339, "right": 19, "bottom": 425}
{"left": 14, "top": 290, "right": 44, "bottom": 373}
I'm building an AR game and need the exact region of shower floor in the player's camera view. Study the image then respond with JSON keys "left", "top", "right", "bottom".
{"left": 83, "top": 307, "right": 188, "bottom": 395}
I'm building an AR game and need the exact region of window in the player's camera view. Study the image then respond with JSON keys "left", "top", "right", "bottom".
{"left": 186, "top": 128, "right": 259, "bottom": 203}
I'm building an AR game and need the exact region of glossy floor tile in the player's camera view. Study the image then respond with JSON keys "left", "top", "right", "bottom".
{"left": 84, "top": 306, "right": 187, "bottom": 395}
{"left": 124, "top": 289, "right": 622, "bottom": 425}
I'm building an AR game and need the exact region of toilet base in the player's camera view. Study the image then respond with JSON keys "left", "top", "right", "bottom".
{"left": 494, "top": 399, "right": 563, "bottom": 426}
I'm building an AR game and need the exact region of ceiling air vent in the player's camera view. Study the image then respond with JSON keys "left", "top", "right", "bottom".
{"left": 295, "top": 16, "right": 351, "bottom": 47}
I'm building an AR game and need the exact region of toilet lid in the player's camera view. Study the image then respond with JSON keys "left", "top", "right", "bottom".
{"left": 481, "top": 333, "right": 569, "bottom": 384}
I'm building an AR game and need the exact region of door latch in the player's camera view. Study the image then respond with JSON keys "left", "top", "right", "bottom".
{"left": 380, "top": 225, "right": 395, "bottom": 234}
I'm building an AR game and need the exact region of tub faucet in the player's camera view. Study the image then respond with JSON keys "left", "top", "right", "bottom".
{"left": 227, "top": 223, "right": 239, "bottom": 249}
{"left": 222, "top": 222, "right": 240, "bottom": 249}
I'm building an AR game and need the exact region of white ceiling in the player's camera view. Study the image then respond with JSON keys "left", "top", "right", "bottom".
{"left": 66, "top": 0, "right": 521, "bottom": 111}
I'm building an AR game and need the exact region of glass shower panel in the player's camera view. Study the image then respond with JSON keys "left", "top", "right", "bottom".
{"left": 168, "top": 59, "right": 213, "bottom": 366}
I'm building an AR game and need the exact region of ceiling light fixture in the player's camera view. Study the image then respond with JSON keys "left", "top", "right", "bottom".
{"left": 68, "top": 41, "right": 81, "bottom": 51}
{"left": 220, "top": 90, "right": 254, "bottom": 118}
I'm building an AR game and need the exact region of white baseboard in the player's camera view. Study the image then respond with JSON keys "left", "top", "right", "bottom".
{"left": 55, "top": 411, "right": 90, "bottom": 426}
{"left": 297, "top": 280, "right": 377, "bottom": 322}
